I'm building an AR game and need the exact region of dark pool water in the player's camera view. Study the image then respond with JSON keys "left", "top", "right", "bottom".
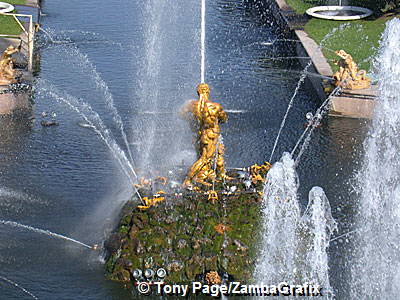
{"left": 0, "top": 0, "right": 367, "bottom": 299}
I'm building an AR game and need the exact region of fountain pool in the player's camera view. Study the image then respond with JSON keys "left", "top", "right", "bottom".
{"left": 306, "top": 6, "right": 373, "bottom": 21}
{"left": 0, "top": 0, "right": 378, "bottom": 299}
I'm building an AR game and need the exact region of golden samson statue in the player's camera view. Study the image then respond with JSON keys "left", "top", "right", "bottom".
{"left": 182, "top": 83, "right": 230, "bottom": 187}
{"left": 333, "top": 50, "right": 370, "bottom": 90}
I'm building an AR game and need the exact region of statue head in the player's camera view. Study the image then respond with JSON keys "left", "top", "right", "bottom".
{"left": 335, "top": 50, "right": 350, "bottom": 60}
{"left": 197, "top": 83, "right": 210, "bottom": 96}
{"left": 2, "top": 46, "right": 18, "bottom": 58}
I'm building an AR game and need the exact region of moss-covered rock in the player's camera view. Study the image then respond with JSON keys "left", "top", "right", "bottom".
{"left": 105, "top": 177, "right": 264, "bottom": 286}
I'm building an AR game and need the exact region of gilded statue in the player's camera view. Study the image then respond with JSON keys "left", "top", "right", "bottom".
{"left": 0, "top": 45, "right": 20, "bottom": 85}
{"left": 0, "top": 45, "right": 19, "bottom": 61}
{"left": 182, "top": 83, "right": 230, "bottom": 187}
{"left": 250, "top": 162, "right": 272, "bottom": 184}
{"left": 333, "top": 50, "right": 370, "bottom": 90}
{"left": 137, "top": 191, "right": 165, "bottom": 210}
{"left": 205, "top": 271, "right": 222, "bottom": 285}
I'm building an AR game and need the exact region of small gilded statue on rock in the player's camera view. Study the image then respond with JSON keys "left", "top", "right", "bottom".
{"left": 181, "top": 83, "right": 230, "bottom": 187}
{"left": 0, "top": 45, "right": 20, "bottom": 85}
{"left": 333, "top": 49, "right": 370, "bottom": 90}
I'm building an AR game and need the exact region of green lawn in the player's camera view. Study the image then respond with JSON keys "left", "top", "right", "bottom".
{"left": 0, "top": 15, "right": 23, "bottom": 35}
{"left": 0, "top": 0, "right": 26, "bottom": 35}
{"left": 305, "top": 18, "right": 387, "bottom": 72}
{"left": 285, "top": 0, "right": 317, "bottom": 14}
{"left": 4, "top": 0, "right": 27, "bottom": 5}
{"left": 284, "top": 0, "right": 398, "bottom": 72}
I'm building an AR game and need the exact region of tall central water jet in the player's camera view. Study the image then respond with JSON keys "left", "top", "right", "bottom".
{"left": 201, "top": 0, "right": 206, "bottom": 83}
{"left": 350, "top": 18, "right": 400, "bottom": 299}
{"left": 132, "top": 0, "right": 199, "bottom": 174}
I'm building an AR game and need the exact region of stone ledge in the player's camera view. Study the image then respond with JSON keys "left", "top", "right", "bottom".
{"left": 271, "top": 0, "right": 377, "bottom": 118}
{"left": 295, "top": 30, "right": 333, "bottom": 77}
{"left": 329, "top": 96, "right": 375, "bottom": 119}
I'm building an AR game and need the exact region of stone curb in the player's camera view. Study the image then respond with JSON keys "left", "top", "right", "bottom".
{"left": 269, "top": 0, "right": 376, "bottom": 118}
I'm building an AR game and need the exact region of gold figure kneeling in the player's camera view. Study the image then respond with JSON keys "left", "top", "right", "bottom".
{"left": 333, "top": 50, "right": 370, "bottom": 90}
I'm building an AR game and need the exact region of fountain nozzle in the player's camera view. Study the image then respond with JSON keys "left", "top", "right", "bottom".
{"left": 306, "top": 112, "right": 314, "bottom": 120}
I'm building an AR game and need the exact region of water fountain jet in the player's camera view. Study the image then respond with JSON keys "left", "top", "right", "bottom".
{"left": 60, "top": 44, "right": 136, "bottom": 165}
{"left": 201, "top": 0, "right": 206, "bottom": 83}
{"left": 293, "top": 85, "right": 342, "bottom": 165}
{"left": 0, "top": 219, "right": 95, "bottom": 250}
{"left": 269, "top": 25, "right": 348, "bottom": 163}
{"left": 350, "top": 18, "right": 400, "bottom": 299}
{"left": 0, "top": 275, "right": 38, "bottom": 299}
{"left": 254, "top": 154, "right": 336, "bottom": 293}
{"left": 36, "top": 80, "right": 143, "bottom": 203}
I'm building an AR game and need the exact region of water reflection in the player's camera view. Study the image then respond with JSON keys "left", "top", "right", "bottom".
{"left": 0, "top": 116, "right": 33, "bottom": 169}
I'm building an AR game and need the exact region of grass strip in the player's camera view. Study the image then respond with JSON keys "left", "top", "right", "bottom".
{"left": 283, "top": 0, "right": 398, "bottom": 71}
{"left": 0, "top": 14, "right": 23, "bottom": 35}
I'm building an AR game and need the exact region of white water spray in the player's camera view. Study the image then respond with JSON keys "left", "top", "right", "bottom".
{"left": 0, "top": 220, "right": 92, "bottom": 249}
{"left": 37, "top": 80, "right": 139, "bottom": 188}
{"left": 254, "top": 153, "right": 300, "bottom": 283}
{"left": 201, "top": 0, "right": 206, "bottom": 83}
{"left": 65, "top": 45, "right": 135, "bottom": 165}
{"left": 39, "top": 27, "right": 123, "bottom": 48}
{"left": 269, "top": 61, "right": 312, "bottom": 162}
{"left": 0, "top": 275, "right": 38, "bottom": 299}
{"left": 303, "top": 187, "right": 336, "bottom": 293}
{"left": 255, "top": 154, "right": 335, "bottom": 295}
{"left": 132, "top": 0, "right": 198, "bottom": 173}
{"left": 38, "top": 27, "right": 68, "bottom": 44}
{"left": 39, "top": 28, "right": 134, "bottom": 165}
{"left": 134, "top": 0, "right": 165, "bottom": 171}
{"left": 350, "top": 18, "right": 400, "bottom": 299}
{"left": 292, "top": 85, "right": 342, "bottom": 164}
{"left": 269, "top": 25, "right": 349, "bottom": 162}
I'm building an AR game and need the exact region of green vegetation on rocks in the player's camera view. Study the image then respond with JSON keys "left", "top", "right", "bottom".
{"left": 105, "top": 189, "right": 264, "bottom": 287}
